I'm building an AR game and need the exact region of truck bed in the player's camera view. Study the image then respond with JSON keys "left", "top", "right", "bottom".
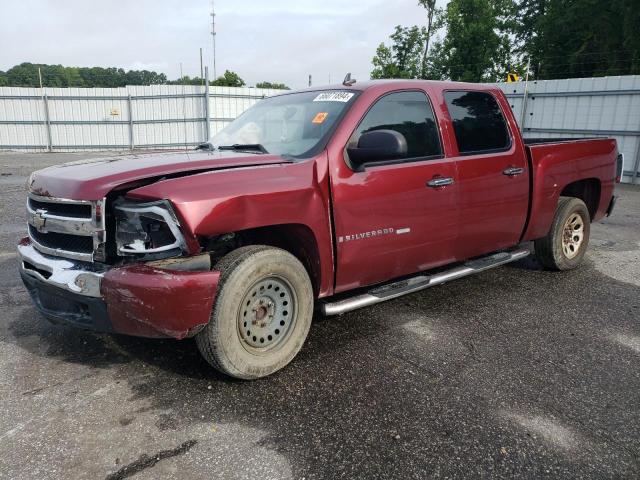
{"left": 522, "top": 137, "right": 618, "bottom": 241}
{"left": 523, "top": 137, "right": 599, "bottom": 145}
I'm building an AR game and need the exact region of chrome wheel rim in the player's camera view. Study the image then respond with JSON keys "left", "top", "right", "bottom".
{"left": 238, "top": 276, "right": 297, "bottom": 353}
{"left": 562, "top": 212, "right": 585, "bottom": 259}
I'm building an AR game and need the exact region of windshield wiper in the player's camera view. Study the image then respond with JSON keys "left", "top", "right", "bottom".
{"left": 217, "top": 144, "right": 269, "bottom": 154}
{"left": 195, "top": 142, "right": 214, "bottom": 151}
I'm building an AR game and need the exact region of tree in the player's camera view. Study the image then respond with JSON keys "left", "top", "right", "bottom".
{"left": 211, "top": 70, "right": 246, "bottom": 87}
{"left": 167, "top": 75, "right": 205, "bottom": 85}
{"left": 418, "top": 0, "right": 442, "bottom": 78}
{"left": 125, "top": 69, "right": 167, "bottom": 85}
{"left": 0, "top": 62, "right": 168, "bottom": 87}
{"left": 256, "top": 81, "right": 290, "bottom": 90}
{"left": 514, "top": 0, "right": 545, "bottom": 77}
{"left": 618, "top": 0, "right": 640, "bottom": 74}
{"left": 371, "top": 25, "right": 429, "bottom": 79}
{"left": 5, "top": 63, "right": 41, "bottom": 87}
{"left": 371, "top": 0, "right": 639, "bottom": 83}
{"left": 432, "top": 0, "right": 516, "bottom": 82}
{"left": 515, "top": 0, "right": 640, "bottom": 79}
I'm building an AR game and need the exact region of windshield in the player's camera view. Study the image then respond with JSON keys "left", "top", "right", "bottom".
{"left": 210, "top": 90, "right": 358, "bottom": 158}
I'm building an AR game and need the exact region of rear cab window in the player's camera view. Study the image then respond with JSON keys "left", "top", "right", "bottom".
{"left": 348, "top": 90, "right": 443, "bottom": 164}
{"left": 443, "top": 91, "right": 511, "bottom": 155}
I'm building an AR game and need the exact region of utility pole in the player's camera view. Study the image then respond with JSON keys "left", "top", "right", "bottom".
{"left": 199, "top": 47, "right": 204, "bottom": 85}
{"left": 211, "top": 0, "right": 217, "bottom": 79}
{"left": 308, "top": 75, "right": 312, "bottom": 87}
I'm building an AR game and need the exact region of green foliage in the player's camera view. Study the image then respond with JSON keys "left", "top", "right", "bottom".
{"left": 433, "top": 0, "right": 516, "bottom": 82}
{"left": 0, "top": 63, "right": 273, "bottom": 89}
{"left": 166, "top": 76, "right": 206, "bottom": 85}
{"left": 0, "top": 62, "right": 168, "bottom": 87}
{"left": 417, "top": 0, "right": 442, "bottom": 78}
{"left": 371, "top": 25, "right": 430, "bottom": 79}
{"left": 372, "top": 0, "right": 639, "bottom": 82}
{"left": 516, "top": 0, "right": 640, "bottom": 79}
{"left": 167, "top": 76, "right": 289, "bottom": 89}
{"left": 211, "top": 70, "right": 246, "bottom": 87}
{"left": 256, "top": 81, "right": 290, "bottom": 90}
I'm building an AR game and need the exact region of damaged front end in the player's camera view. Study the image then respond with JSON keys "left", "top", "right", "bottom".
{"left": 113, "top": 199, "right": 187, "bottom": 259}
{"left": 19, "top": 194, "right": 221, "bottom": 339}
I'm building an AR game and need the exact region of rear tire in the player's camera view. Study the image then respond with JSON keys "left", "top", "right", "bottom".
{"left": 196, "top": 245, "right": 313, "bottom": 380}
{"left": 534, "top": 196, "right": 590, "bottom": 271}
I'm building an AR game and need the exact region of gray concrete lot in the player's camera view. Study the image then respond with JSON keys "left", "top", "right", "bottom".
{"left": 1, "top": 152, "right": 639, "bottom": 479}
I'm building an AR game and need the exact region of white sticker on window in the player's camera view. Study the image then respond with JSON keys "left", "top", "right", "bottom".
{"left": 313, "top": 91, "right": 355, "bottom": 103}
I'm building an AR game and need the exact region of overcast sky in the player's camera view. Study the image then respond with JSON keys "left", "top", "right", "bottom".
{"left": 0, "top": 0, "right": 446, "bottom": 89}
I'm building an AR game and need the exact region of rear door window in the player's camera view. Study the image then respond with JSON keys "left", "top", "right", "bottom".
{"left": 444, "top": 91, "right": 510, "bottom": 154}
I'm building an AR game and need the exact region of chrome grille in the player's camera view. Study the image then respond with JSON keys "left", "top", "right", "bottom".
{"left": 27, "top": 193, "right": 106, "bottom": 262}
{"left": 28, "top": 197, "right": 92, "bottom": 219}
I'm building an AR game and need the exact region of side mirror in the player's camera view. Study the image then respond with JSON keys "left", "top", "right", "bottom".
{"left": 346, "top": 129, "right": 407, "bottom": 166}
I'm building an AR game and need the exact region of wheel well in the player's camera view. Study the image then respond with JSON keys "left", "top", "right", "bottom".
{"left": 202, "top": 224, "right": 322, "bottom": 296}
{"left": 560, "top": 179, "right": 601, "bottom": 220}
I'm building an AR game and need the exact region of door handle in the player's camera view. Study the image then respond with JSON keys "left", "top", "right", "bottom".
{"left": 427, "top": 177, "right": 454, "bottom": 188}
{"left": 503, "top": 166, "right": 525, "bottom": 176}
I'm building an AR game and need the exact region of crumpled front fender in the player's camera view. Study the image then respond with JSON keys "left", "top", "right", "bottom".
{"left": 101, "top": 265, "right": 220, "bottom": 339}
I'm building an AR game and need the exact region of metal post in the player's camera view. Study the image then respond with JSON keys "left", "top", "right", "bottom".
{"left": 179, "top": 63, "right": 188, "bottom": 151}
{"left": 519, "top": 57, "right": 531, "bottom": 132}
{"left": 631, "top": 137, "right": 640, "bottom": 184}
{"left": 38, "top": 67, "right": 53, "bottom": 152}
{"left": 42, "top": 94, "right": 53, "bottom": 152}
{"left": 204, "top": 67, "right": 211, "bottom": 142}
{"left": 127, "top": 94, "right": 134, "bottom": 150}
{"left": 199, "top": 47, "right": 204, "bottom": 85}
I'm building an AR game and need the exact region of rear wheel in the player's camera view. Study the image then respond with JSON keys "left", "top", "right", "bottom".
{"left": 534, "top": 196, "right": 591, "bottom": 271}
{"left": 196, "top": 245, "right": 313, "bottom": 380}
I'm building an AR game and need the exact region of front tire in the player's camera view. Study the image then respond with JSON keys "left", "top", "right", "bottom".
{"left": 534, "top": 196, "right": 591, "bottom": 271}
{"left": 196, "top": 245, "right": 313, "bottom": 380}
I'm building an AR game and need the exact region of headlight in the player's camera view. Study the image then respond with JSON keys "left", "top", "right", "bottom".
{"left": 114, "top": 199, "right": 186, "bottom": 257}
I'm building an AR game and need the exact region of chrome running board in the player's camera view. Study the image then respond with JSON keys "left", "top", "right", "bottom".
{"left": 321, "top": 248, "right": 530, "bottom": 316}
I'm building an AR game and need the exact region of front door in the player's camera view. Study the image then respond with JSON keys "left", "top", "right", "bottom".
{"left": 330, "top": 90, "right": 460, "bottom": 293}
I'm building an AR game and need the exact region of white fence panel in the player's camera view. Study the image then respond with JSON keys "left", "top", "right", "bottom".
{"left": 0, "top": 84, "right": 277, "bottom": 152}
{"left": 496, "top": 75, "right": 640, "bottom": 183}
{"left": 2, "top": 77, "right": 639, "bottom": 182}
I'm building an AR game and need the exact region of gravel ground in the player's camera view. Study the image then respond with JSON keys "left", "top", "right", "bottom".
{"left": 1, "top": 152, "right": 639, "bottom": 480}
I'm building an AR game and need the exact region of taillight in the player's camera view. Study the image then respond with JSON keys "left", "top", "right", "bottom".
{"left": 616, "top": 153, "right": 624, "bottom": 183}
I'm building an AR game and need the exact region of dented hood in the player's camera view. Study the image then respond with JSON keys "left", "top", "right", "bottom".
{"left": 27, "top": 150, "right": 290, "bottom": 200}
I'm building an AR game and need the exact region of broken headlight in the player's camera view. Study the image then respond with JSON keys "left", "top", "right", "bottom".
{"left": 114, "top": 200, "right": 186, "bottom": 257}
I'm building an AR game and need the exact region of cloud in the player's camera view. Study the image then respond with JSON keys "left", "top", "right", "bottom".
{"left": 0, "top": 0, "right": 446, "bottom": 88}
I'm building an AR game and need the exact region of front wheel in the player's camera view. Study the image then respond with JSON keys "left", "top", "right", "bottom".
{"left": 196, "top": 245, "right": 313, "bottom": 380}
{"left": 534, "top": 196, "right": 591, "bottom": 271}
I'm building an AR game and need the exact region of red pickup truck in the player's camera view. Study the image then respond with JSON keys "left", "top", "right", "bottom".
{"left": 19, "top": 80, "right": 622, "bottom": 379}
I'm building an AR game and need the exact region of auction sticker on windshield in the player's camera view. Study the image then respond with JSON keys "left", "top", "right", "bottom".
{"left": 313, "top": 92, "right": 355, "bottom": 102}
{"left": 312, "top": 112, "right": 329, "bottom": 124}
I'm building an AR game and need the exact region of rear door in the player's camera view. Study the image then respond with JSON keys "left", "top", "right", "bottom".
{"left": 330, "top": 90, "right": 459, "bottom": 292}
{"left": 442, "top": 90, "right": 529, "bottom": 259}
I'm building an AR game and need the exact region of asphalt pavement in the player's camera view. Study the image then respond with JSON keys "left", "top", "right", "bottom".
{"left": 1, "top": 152, "right": 639, "bottom": 479}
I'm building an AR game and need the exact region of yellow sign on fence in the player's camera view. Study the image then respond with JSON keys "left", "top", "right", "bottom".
{"left": 506, "top": 73, "right": 519, "bottom": 83}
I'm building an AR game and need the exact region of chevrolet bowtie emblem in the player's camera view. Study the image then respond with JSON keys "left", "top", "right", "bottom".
{"left": 32, "top": 209, "right": 47, "bottom": 231}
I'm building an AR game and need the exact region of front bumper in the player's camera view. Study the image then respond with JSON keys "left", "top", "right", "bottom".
{"left": 18, "top": 239, "right": 220, "bottom": 339}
